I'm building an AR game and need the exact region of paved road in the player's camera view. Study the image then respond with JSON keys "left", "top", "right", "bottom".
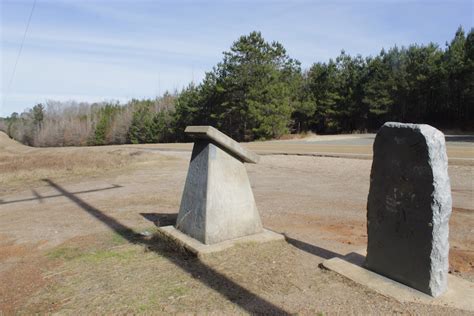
{"left": 128, "top": 134, "right": 474, "bottom": 164}
{"left": 279, "top": 134, "right": 474, "bottom": 146}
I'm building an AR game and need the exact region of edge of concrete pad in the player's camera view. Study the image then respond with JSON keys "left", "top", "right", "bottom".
{"left": 321, "top": 249, "right": 474, "bottom": 312}
{"left": 156, "top": 226, "right": 284, "bottom": 257}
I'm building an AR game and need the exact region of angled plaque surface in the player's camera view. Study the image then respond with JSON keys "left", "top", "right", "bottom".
{"left": 185, "top": 126, "right": 260, "bottom": 164}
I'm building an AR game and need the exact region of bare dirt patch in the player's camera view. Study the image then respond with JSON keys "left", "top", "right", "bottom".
{"left": 0, "top": 236, "right": 56, "bottom": 314}
{"left": 450, "top": 248, "right": 474, "bottom": 274}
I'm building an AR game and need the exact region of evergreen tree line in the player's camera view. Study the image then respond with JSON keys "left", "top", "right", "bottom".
{"left": 2, "top": 27, "right": 472, "bottom": 146}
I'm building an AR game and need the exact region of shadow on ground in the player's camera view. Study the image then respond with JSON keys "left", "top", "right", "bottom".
{"left": 140, "top": 212, "right": 178, "bottom": 227}
{"left": 42, "top": 178, "right": 356, "bottom": 314}
{"left": 283, "top": 235, "right": 345, "bottom": 260}
{"left": 0, "top": 184, "right": 122, "bottom": 206}
{"left": 42, "top": 178, "right": 289, "bottom": 315}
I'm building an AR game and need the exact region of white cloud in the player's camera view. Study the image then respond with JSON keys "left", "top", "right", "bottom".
{"left": 2, "top": 25, "right": 223, "bottom": 61}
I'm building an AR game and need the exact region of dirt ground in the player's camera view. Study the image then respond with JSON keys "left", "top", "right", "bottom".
{"left": 0, "top": 132, "right": 473, "bottom": 314}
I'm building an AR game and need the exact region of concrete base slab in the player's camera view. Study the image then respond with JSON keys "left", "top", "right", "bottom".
{"left": 321, "top": 249, "right": 474, "bottom": 312}
{"left": 156, "top": 226, "right": 284, "bottom": 257}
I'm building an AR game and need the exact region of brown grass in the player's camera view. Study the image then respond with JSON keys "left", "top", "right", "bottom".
{"left": 11, "top": 230, "right": 465, "bottom": 315}
{"left": 0, "top": 132, "right": 174, "bottom": 194}
{"left": 21, "top": 231, "right": 292, "bottom": 314}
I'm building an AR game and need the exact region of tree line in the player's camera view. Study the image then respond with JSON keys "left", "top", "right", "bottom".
{"left": 1, "top": 27, "right": 472, "bottom": 146}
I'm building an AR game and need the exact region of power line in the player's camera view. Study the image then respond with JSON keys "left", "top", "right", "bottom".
{"left": 3, "top": 0, "right": 37, "bottom": 110}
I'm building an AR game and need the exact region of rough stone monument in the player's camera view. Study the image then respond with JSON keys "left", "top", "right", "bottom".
{"left": 365, "top": 122, "right": 452, "bottom": 297}
{"left": 158, "top": 126, "right": 282, "bottom": 255}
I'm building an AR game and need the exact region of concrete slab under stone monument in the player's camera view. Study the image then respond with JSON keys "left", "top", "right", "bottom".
{"left": 321, "top": 249, "right": 474, "bottom": 312}
{"left": 366, "top": 122, "right": 452, "bottom": 297}
{"left": 320, "top": 123, "right": 472, "bottom": 308}
{"left": 157, "top": 126, "right": 283, "bottom": 256}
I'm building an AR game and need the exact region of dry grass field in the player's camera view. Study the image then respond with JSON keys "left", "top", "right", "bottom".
{"left": 0, "top": 132, "right": 473, "bottom": 314}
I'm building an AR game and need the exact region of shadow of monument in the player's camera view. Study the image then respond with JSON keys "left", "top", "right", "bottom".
{"left": 140, "top": 212, "right": 178, "bottom": 227}
{"left": 284, "top": 234, "right": 366, "bottom": 265}
{"left": 283, "top": 234, "right": 344, "bottom": 260}
{"left": 42, "top": 178, "right": 290, "bottom": 315}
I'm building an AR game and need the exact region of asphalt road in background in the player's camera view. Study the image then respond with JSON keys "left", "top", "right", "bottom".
{"left": 130, "top": 134, "right": 474, "bottom": 165}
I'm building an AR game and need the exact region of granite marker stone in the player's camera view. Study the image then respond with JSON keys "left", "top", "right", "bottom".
{"left": 365, "top": 122, "right": 452, "bottom": 297}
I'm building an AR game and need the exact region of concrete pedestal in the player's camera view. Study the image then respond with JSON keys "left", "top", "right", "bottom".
{"left": 175, "top": 126, "right": 269, "bottom": 246}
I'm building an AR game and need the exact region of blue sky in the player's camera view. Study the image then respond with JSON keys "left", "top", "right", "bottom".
{"left": 1, "top": 0, "right": 472, "bottom": 117}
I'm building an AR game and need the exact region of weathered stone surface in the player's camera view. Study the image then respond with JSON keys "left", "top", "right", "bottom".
{"left": 176, "top": 127, "right": 263, "bottom": 245}
{"left": 365, "top": 122, "right": 452, "bottom": 297}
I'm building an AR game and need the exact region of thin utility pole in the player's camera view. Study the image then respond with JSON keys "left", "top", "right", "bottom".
{"left": 3, "top": 0, "right": 37, "bottom": 111}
